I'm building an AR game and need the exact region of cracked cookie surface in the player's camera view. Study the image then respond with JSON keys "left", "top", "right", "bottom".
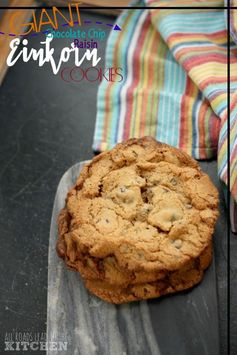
{"left": 57, "top": 137, "right": 219, "bottom": 302}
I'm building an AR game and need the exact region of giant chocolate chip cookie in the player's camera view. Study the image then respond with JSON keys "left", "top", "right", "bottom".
{"left": 57, "top": 137, "right": 219, "bottom": 303}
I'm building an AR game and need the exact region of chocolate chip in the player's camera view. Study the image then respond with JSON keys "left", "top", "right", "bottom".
{"left": 97, "top": 260, "right": 104, "bottom": 272}
{"left": 143, "top": 287, "right": 149, "bottom": 295}
{"left": 132, "top": 150, "right": 138, "bottom": 157}
{"left": 120, "top": 186, "right": 126, "bottom": 193}
{"left": 186, "top": 203, "right": 192, "bottom": 209}
{"left": 171, "top": 214, "right": 178, "bottom": 222}
{"left": 170, "top": 178, "right": 178, "bottom": 186}
{"left": 137, "top": 251, "right": 145, "bottom": 260}
{"left": 173, "top": 239, "right": 182, "bottom": 249}
{"left": 141, "top": 192, "right": 149, "bottom": 203}
{"left": 98, "top": 183, "right": 103, "bottom": 194}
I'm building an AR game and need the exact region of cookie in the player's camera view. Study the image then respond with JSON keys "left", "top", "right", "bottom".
{"left": 84, "top": 242, "right": 212, "bottom": 304}
{"left": 57, "top": 137, "right": 219, "bottom": 303}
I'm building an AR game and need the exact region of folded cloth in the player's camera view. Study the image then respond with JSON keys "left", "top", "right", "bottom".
{"left": 229, "top": 0, "right": 237, "bottom": 231}
{"left": 93, "top": 0, "right": 237, "bottom": 231}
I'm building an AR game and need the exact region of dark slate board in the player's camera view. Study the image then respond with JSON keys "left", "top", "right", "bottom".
{"left": 47, "top": 161, "right": 220, "bottom": 355}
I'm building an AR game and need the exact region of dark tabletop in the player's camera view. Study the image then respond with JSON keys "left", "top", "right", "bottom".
{"left": 0, "top": 8, "right": 234, "bottom": 355}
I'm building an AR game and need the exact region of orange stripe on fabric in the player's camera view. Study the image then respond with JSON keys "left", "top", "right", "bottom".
{"left": 180, "top": 77, "right": 195, "bottom": 154}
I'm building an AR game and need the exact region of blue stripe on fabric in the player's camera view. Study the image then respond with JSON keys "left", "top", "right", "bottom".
{"left": 156, "top": 48, "right": 187, "bottom": 150}
{"left": 170, "top": 56, "right": 187, "bottom": 147}
{"left": 158, "top": 12, "right": 225, "bottom": 25}
{"left": 172, "top": 42, "right": 226, "bottom": 52}
{"left": 156, "top": 49, "right": 173, "bottom": 144}
{"left": 159, "top": 24, "right": 224, "bottom": 39}
{"left": 191, "top": 91, "right": 202, "bottom": 157}
{"left": 158, "top": 13, "right": 225, "bottom": 39}
{"left": 204, "top": 83, "right": 229, "bottom": 93}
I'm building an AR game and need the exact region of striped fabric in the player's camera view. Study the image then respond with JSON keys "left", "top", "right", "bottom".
{"left": 93, "top": 0, "right": 237, "bottom": 230}
{"left": 230, "top": 0, "right": 237, "bottom": 232}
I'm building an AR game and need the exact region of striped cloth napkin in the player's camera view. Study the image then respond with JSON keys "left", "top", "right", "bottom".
{"left": 93, "top": 0, "right": 237, "bottom": 231}
{"left": 230, "top": 0, "right": 237, "bottom": 231}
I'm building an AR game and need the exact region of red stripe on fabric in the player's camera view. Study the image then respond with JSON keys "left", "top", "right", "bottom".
{"left": 180, "top": 77, "right": 193, "bottom": 150}
{"left": 222, "top": 170, "right": 227, "bottom": 182}
{"left": 230, "top": 145, "right": 237, "bottom": 165}
{"left": 230, "top": 93, "right": 237, "bottom": 110}
{"left": 175, "top": 47, "right": 227, "bottom": 62}
{"left": 199, "top": 76, "right": 237, "bottom": 91}
{"left": 182, "top": 54, "right": 228, "bottom": 71}
{"left": 209, "top": 111, "right": 220, "bottom": 155}
{"left": 232, "top": 183, "right": 237, "bottom": 198}
{"left": 198, "top": 100, "right": 209, "bottom": 159}
{"left": 168, "top": 30, "right": 227, "bottom": 42}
